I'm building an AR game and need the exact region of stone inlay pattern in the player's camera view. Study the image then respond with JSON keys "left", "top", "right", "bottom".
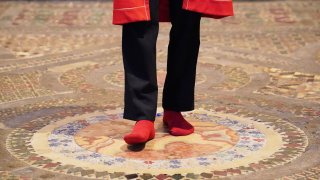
{"left": 0, "top": 171, "right": 23, "bottom": 179}
{"left": 6, "top": 107, "right": 308, "bottom": 179}
{"left": 0, "top": 0, "right": 319, "bottom": 179}
{"left": 198, "top": 62, "right": 251, "bottom": 91}
{"left": 0, "top": 33, "right": 113, "bottom": 59}
{"left": 200, "top": 31, "right": 320, "bottom": 57}
{"left": 0, "top": 71, "right": 55, "bottom": 103}
{"left": 59, "top": 63, "right": 101, "bottom": 93}
{"left": 277, "top": 165, "right": 320, "bottom": 180}
{"left": 254, "top": 67, "right": 320, "bottom": 102}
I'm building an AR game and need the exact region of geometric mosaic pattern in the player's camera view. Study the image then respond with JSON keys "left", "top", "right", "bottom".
{"left": 254, "top": 67, "right": 320, "bottom": 103}
{"left": 0, "top": 33, "right": 112, "bottom": 59}
{"left": 6, "top": 107, "right": 308, "bottom": 179}
{"left": 1, "top": 0, "right": 320, "bottom": 179}
{"left": 277, "top": 165, "right": 320, "bottom": 180}
{"left": 200, "top": 32, "right": 320, "bottom": 56}
{"left": 59, "top": 63, "right": 101, "bottom": 93}
{"left": 199, "top": 63, "right": 251, "bottom": 91}
{"left": 0, "top": 71, "right": 55, "bottom": 103}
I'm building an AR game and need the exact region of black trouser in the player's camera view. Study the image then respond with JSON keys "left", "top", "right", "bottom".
{"left": 122, "top": 0, "right": 201, "bottom": 121}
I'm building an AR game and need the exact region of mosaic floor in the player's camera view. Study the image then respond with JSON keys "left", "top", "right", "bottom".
{"left": 0, "top": 0, "right": 319, "bottom": 179}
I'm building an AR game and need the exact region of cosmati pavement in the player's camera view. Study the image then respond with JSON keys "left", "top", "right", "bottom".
{"left": 0, "top": 0, "right": 319, "bottom": 179}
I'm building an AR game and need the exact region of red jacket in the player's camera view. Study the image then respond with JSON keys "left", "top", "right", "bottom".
{"left": 113, "top": 0, "right": 234, "bottom": 25}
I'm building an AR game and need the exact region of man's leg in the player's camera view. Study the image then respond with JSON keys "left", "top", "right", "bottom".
{"left": 121, "top": 0, "right": 160, "bottom": 145}
{"left": 162, "top": 0, "right": 202, "bottom": 111}
{"left": 161, "top": 0, "right": 201, "bottom": 136}
{"left": 122, "top": 0, "right": 159, "bottom": 121}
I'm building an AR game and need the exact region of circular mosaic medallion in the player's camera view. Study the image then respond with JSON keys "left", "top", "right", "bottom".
{"left": 198, "top": 62, "right": 251, "bottom": 91}
{"left": 6, "top": 108, "right": 308, "bottom": 179}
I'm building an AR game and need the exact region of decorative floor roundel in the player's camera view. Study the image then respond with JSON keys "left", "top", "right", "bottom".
{"left": 6, "top": 108, "right": 308, "bottom": 179}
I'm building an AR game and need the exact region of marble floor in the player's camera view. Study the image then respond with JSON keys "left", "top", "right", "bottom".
{"left": 0, "top": 0, "right": 319, "bottom": 179}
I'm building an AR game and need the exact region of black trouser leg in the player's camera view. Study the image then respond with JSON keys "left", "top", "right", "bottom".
{"left": 121, "top": 0, "right": 159, "bottom": 121}
{"left": 162, "top": 0, "right": 202, "bottom": 111}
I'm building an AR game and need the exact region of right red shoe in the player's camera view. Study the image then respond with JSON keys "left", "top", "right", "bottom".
{"left": 123, "top": 120, "right": 155, "bottom": 145}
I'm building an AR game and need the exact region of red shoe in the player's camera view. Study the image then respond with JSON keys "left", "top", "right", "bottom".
{"left": 123, "top": 120, "right": 155, "bottom": 145}
{"left": 163, "top": 110, "right": 194, "bottom": 136}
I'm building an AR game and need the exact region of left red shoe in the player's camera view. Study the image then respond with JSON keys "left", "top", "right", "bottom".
{"left": 163, "top": 109, "right": 194, "bottom": 136}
